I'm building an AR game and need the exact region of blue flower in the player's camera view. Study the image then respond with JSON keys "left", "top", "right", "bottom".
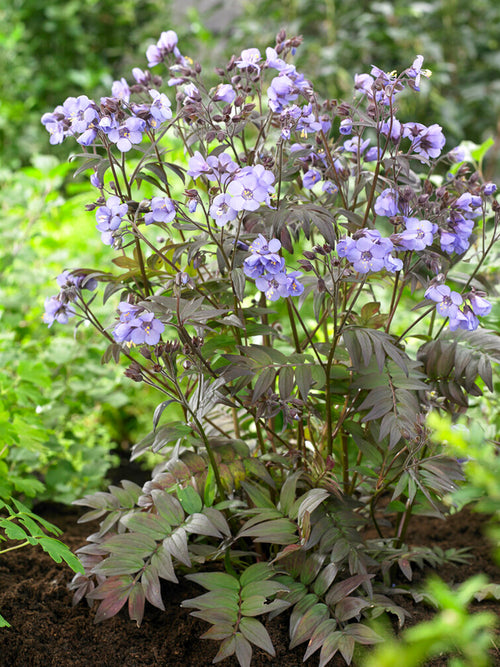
{"left": 95, "top": 196, "right": 128, "bottom": 245}
{"left": 236, "top": 48, "right": 262, "bottom": 72}
{"left": 43, "top": 296, "right": 75, "bottom": 327}
{"left": 113, "top": 303, "right": 165, "bottom": 345}
{"left": 396, "top": 218, "right": 436, "bottom": 251}
{"left": 424, "top": 284, "right": 463, "bottom": 318}
{"left": 374, "top": 189, "right": 399, "bottom": 217}
{"left": 145, "top": 197, "right": 176, "bottom": 225}
{"left": 209, "top": 193, "right": 238, "bottom": 227}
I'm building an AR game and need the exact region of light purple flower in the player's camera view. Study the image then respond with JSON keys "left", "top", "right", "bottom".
{"left": 396, "top": 217, "right": 436, "bottom": 251}
{"left": 285, "top": 271, "right": 304, "bottom": 296}
{"left": 337, "top": 230, "right": 401, "bottom": 273}
{"left": 96, "top": 196, "right": 128, "bottom": 245}
{"left": 467, "top": 292, "right": 492, "bottom": 317}
{"left": 132, "top": 68, "right": 150, "bottom": 85}
{"left": 57, "top": 270, "right": 97, "bottom": 293}
{"left": 209, "top": 193, "right": 238, "bottom": 227}
{"left": 149, "top": 89, "right": 172, "bottom": 124}
{"left": 111, "top": 78, "right": 131, "bottom": 102}
{"left": 236, "top": 48, "right": 261, "bottom": 71}
{"left": 212, "top": 84, "right": 236, "bottom": 103}
{"left": 43, "top": 296, "right": 76, "bottom": 327}
{"left": 425, "top": 284, "right": 463, "bottom": 318}
{"left": 187, "top": 151, "right": 212, "bottom": 179}
{"left": 113, "top": 308, "right": 164, "bottom": 345}
{"left": 339, "top": 119, "right": 352, "bottom": 135}
{"left": 379, "top": 117, "right": 403, "bottom": 142}
{"left": 374, "top": 188, "right": 399, "bottom": 217}
{"left": 303, "top": 169, "right": 321, "bottom": 189}
{"left": 404, "top": 122, "right": 446, "bottom": 160}
{"left": 227, "top": 166, "right": 275, "bottom": 211}
{"left": 255, "top": 271, "right": 289, "bottom": 301}
{"left": 108, "top": 117, "right": 145, "bottom": 152}
{"left": 144, "top": 197, "right": 176, "bottom": 225}
{"left": 483, "top": 182, "right": 497, "bottom": 196}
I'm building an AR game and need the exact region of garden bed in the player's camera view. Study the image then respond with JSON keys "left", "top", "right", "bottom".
{"left": 0, "top": 500, "right": 498, "bottom": 667}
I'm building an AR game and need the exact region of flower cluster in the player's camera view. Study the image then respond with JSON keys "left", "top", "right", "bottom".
{"left": 43, "top": 271, "right": 97, "bottom": 327}
{"left": 336, "top": 230, "right": 402, "bottom": 274}
{"left": 112, "top": 303, "right": 165, "bottom": 346}
{"left": 425, "top": 283, "right": 492, "bottom": 331}
{"left": 243, "top": 235, "right": 303, "bottom": 301}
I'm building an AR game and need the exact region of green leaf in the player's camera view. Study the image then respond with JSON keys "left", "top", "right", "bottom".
{"left": 204, "top": 465, "right": 217, "bottom": 507}
{"left": 151, "top": 489, "right": 184, "bottom": 525}
{"left": 241, "top": 481, "right": 275, "bottom": 510}
{"left": 239, "top": 617, "right": 275, "bottom": 656}
{"left": 177, "top": 485, "right": 203, "bottom": 514}
{"left": 181, "top": 590, "right": 239, "bottom": 613}
{"left": 313, "top": 563, "right": 338, "bottom": 597}
{"left": 1, "top": 521, "right": 27, "bottom": 541}
{"left": 120, "top": 513, "right": 168, "bottom": 540}
{"left": 238, "top": 517, "right": 298, "bottom": 544}
{"left": 240, "top": 562, "right": 274, "bottom": 588}
{"left": 37, "top": 537, "right": 84, "bottom": 574}
{"left": 185, "top": 512, "right": 222, "bottom": 538}
{"left": 326, "top": 574, "right": 374, "bottom": 606}
{"left": 0, "top": 611, "right": 11, "bottom": 628}
{"left": 141, "top": 567, "right": 165, "bottom": 610}
{"left": 279, "top": 471, "right": 303, "bottom": 517}
{"left": 186, "top": 571, "right": 240, "bottom": 592}
{"left": 335, "top": 596, "right": 370, "bottom": 622}
{"left": 213, "top": 635, "right": 236, "bottom": 663}
{"left": 240, "top": 595, "right": 289, "bottom": 617}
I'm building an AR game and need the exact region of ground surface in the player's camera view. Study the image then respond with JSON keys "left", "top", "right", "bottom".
{"left": 0, "top": 493, "right": 499, "bottom": 666}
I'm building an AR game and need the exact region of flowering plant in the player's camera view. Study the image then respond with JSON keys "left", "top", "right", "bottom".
{"left": 42, "top": 29, "right": 499, "bottom": 666}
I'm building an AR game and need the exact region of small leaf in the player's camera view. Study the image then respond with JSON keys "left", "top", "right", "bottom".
{"left": 303, "top": 618, "right": 338, "bottom": 661}
{"left": 240, "top": 562, "right": 274, "bottom": 588}
{"left": 335, "top": 596, "right": 370, "bottom": 622}
{"left": 186, "top": 572, "right": 240, "bottom": 592}
{"left": 177, "top": 485, "right": 203, "bottom": 514}
{"left": 213, "top": 635, "right": 236, "bottom": 663}
{"left": 313, "top": 563, "right": 338, "bottom": 597}
{"left": 163, "top": 527, "right": 191, "bottom": 567}
{"left": 240, "top": 617, "right": 275, "bottom": 656}
{"left": 120, "top": 512, "right": 169, "bottom": 540}
{"left": 318, "top": 630, "right": 341, "bottom": 667}
{"left": 289, "top": 602, "right": 330, "bottom": 649}
{"left": 326, "top": 574, "right": 374, "bottom": 606}
{"left": 185, "top": 512, "right": 222, "bottom": 537}
{"left": 128, "top": 582, "right": 145, "bottom": 627}
{"left": 151, "top": 490, "right": 184, "bottom": 525}
{"left": 235, "top": 632, "right": 253, "bottom": 667}
{"left": 343, "top": 622, "right": 384, "bottom": 645}
{"left": 338, "top": 634, "right": 355, "bottom": 665}
{"left": 141, "top": 567, "right": 165, "bottom": 610}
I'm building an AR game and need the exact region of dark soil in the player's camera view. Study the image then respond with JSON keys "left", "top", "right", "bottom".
{"left": 0, "top": 491, "right": 499, "bottom": 667}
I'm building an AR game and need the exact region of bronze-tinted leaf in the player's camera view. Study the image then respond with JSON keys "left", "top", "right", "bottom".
{"left": 128, "top": 582, "right": 145, "bottom": 627}
{"left": 239, "top": 617, "right": 275, "bottom": 656}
